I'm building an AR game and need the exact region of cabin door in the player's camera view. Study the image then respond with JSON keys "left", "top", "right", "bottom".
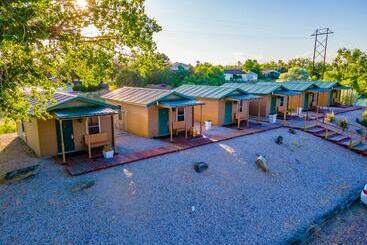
{"left": 56, "top": 120, "right": 75, "bottom": 153}
{"left": 270, "top": 96, "right": 277, "bottom": 114}
{"left": 304, "top": 93, "right": 310, "bottom": 109}
{"left": 224, "top": 101, "right": 233, "bottom": 125}
{"left": 158, "top": 108, "right": 169, "bottom": 136}
{"left": 328, "top": 91, "right": 334, "bottom": 105}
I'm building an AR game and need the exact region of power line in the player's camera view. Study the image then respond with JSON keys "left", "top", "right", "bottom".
{"left": 311, "top": 28, "right": 334, "bottom": 78}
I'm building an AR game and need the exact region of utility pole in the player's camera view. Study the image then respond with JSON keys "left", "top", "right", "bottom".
{"left": 311, "top": 28, "right": 334, "bottom": 79}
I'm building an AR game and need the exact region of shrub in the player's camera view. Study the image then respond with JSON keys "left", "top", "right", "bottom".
{"left": 338, "top": 118, "right": 348, "bottom": 130}
{"left": 0, "top": 119, "right": 17, "bottom": 134}
{"left": 325, "top": 111, "right": 335, "bottom": 123}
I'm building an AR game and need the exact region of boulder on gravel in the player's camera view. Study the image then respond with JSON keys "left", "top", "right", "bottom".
{"left": 0, "top": 165, "right": 40, "bottom": 184}
{"left": 256, "top": 155, "right": 269, "bottom": 172}
{"left": 288, "top": 128, "right": 296, "bottom": 134}
{"left": 275, "top": 136, "right": 283, "bottom": 145}
{"left": 194, "top": 162, "right": 208, "bottom": 173}
{"left": 71, "top": 180, "right": 95, "bottom": 192}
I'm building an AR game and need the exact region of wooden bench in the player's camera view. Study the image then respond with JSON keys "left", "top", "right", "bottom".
{"left": 84, "top": 133, "right": 109, "bottom": 158}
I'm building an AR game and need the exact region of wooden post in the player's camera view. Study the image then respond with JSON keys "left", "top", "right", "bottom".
{"left": 59, "top": 120, "right": 66, "bottom": 164}
{"left": 257, "top": 99, "right": 261, "bottom": 122}
{"left": 169, "top": 108, "right": 173, "bottom": 142}
{"left": 316, "top": 106, "right": 319, "bottom": 126}
{"left": 325, "top": 123, "right": 328, "bottom": 139}
{"left": 184, "top": 107, "right": 187, "bottom": 139}
{"left": 283, "top": 110, "right": 286, "bottom": 127}
{"left": 349, "top": 131, "right": 354, "bottom": 149}
{"left": 237, "top": 100, "right": 241, "bottom": 128}
{"left": 111, "top": 115, "right": 115, "bottom": 150}
{"left": 304, "top": 114, "right": 307, "bottom": 130}
{"left": 86, "top": 118, "right": 91, "bottom": 158}
{"left": 200, "top": 104, "right": 203, "bottom": 135}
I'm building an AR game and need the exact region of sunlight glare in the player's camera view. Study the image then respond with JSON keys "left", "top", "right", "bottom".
{"left": 75, "top": 0, "right": 88, "bottom": 9}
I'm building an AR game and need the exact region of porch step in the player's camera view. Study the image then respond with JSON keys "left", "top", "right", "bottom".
{"left": 314, "top": 130, "right": 337, "bottom": 138}
{"left": 351, "top": 143, "right": 367, "bottom": 153}
{"left": 327, "top": 134, "right": 350, "bottom": 142}
{"left": 305, "top": 126, "right": 325, "bottom": 134}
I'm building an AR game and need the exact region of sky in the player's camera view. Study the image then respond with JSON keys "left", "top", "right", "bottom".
{"left": 145, "top": 0, "right": 367, "bottom": 65}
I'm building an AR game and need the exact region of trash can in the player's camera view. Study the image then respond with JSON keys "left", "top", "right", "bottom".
{"left": 205, "top": 120, "right": 212, "bottom": 130}
{"left": 268, "top": 114, "right": 277, "bottom": 124}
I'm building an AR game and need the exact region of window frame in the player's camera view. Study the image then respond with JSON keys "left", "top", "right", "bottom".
{"left": 177, "top": 107, "right": 185, "bottom": 122}
{"left": 87, "top": 116, "right": 101, "bottom": 134}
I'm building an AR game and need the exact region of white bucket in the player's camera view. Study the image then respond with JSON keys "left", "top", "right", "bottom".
{"left": 361, "top": 184, "right": 367, "bottom": 205}
{"left": 297, "top": 107, "right": 303, "bottom": 117}
{"left": 103, "top": 150, "right": 114, "bottom": 159}
{"left": 205, "top": 121, "right": 212, "bottom": 130}
{"left": 268, "top": 114, "right": 277, "bottom": 124}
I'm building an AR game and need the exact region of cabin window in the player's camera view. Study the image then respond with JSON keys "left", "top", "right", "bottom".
{"left": 118, "top": 110, "right": 123, "bottom": 120}
{"left": 234, "top": 101, "right": 244, "bottom": 112}
{"left": 88, "top": 117, "right": 100, "bottom": 134}
{"left": 177, "top": 107, "right": 185, "bottom": 121}
{"left": 279, "top": 97, "right": 284, "bottom": 106}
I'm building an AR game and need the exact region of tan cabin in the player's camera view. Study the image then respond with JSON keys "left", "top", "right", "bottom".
{"left": 174, "top": 85, "right": 260, "bottom": 127}
{"left": 102, "top": 87, "right": 204, "bottom": 141}
{"left": 18, "top": 92, "right": 119, "bottom": 163}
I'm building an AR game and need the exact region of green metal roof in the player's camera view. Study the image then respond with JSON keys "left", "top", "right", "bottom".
{"left": 226, "top": 94, "right": 260, "bottom": 101}
{"left": 307, "top": 88, "right": 332, "bottom": 93}
{"left": 272, "top": 90, "right": 302, "bottom": 96}
{"left": 47, "top": 95, "right": 119, "bottom": 111}
{"left": 53, "top": 107, "right": 118, "bottom": 119}
{"left": 221, "top": 83, "right": 283, "bottom": 95}
{"left": 279, "top": 81, "right": 317, "bottom": 91}
{"left": 102, "top": 87, "right": 193, "bottom": 106}
{"left": 312, "top": 81, "right": 338, "bottom": 89}
{"left": 158, "top": 99, "right": 204, "bottom": 108}
{"left": 174, "top": 85, "right": 246, "bottom": 99}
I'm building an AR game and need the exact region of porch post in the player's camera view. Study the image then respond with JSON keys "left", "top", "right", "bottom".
{"left": 184, "top": 107, "right": 188, "bottom": 139}
{"left": 316, "top": 92, "right": 319, "bottom": 126}
{"left": 85, "top": 118, "right": 91, "bottom": 158}
{"left": 237, "top": 100, "right": 241, "bottom": 128}
{"left": 169, "top": 108, "right": 173, "bottom": 142}
{"left": 111, "top": 115, "right": 115, "bottom": 150}
{"left": 98, "top": 116, "right": 101, "bottom": 133}
{"left": 59, "top": 120, "right": 66, "bottom": 164}
{"left": 257, "top": 99, "right": 261, "bottom": 122}
{"left": 200, "top": 104, "right": 203, "bottom": 135}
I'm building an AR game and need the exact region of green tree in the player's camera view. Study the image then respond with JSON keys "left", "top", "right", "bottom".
{"left": 279, "top": 67, "right": 310, "bottom": 81}
{"left": 324, "top": 48, "right": 367, "bottom": 95}
{"left": 242, "top": 59, "right": 261, "bottom": 75}
{"left": 0, "top": 0, "right": 161, "bottom": 120}
{"left": 183, "top": 63, "right": 224, "bottom": 86}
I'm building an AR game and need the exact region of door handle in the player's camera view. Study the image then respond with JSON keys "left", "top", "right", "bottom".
{"left": 71, "top": 134, "right": 74, "bottom": 140}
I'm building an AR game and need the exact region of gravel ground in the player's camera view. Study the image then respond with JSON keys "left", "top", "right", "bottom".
{"left": 1, "top": 128, "right": 367, "bottom": 244}
{"left": 305, "top": 202, "right": 367, "bottom": 245}
{"left": 334, "top": 109, "right": 364, "bottom": 124}
{"left": 114, "top": 133, "right": 172, "bottom": 154}
{"left": 0, "top": 133, "right": 45, "bottom": 176}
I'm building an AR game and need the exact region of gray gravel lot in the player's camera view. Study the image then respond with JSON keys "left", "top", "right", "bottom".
{"left": 1, "top": 128, "right": 367, "bottom": 244}
{"left": 114, "top": 133, "right": 172, "bottom": 154}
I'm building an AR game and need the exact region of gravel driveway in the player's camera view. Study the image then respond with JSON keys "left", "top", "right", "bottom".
{"left": 1, "top": 128, "right": 367, "bottom": 244}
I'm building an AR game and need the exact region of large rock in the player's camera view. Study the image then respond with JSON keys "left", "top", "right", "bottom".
{"left": 256, "top": 155, "right": 269, "bottom": 172}
{"left": 1, "top": 165, "right": 40, "bottom": 184}
{"left": 71, "top": 180, "right": 95, "bottom": 192}
{"left": 275, "top": 136, "right": 283, "bottom": 145}
{"left": 194, "top": 162, "right": 208, "bottom": 173}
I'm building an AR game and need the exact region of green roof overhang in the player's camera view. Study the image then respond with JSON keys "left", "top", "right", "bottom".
{"left": 158, "top": 99, "right": 205, "bottom": 108}
{"left": 307, "top": 88, "right": 331, "bottom": 93}
{"left": 273, "top": 90, "right": 302, "bottom": 96}
{"left": 226, "top": 94, "right": 260, "bottom": 101}
{"left": 53, "top": 107, "right": 118, "bottom": 120}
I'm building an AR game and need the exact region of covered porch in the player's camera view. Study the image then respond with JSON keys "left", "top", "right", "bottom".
{"left": 49, "top": 97, "right": 120, "bottom": 164}
{"left": 225, "top": 94, "right": 260, "bottom": 128}
{"left": 157, "top": 99, "right": 205, "bottom": 142}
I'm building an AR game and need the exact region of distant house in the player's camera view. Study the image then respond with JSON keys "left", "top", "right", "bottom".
{"left": 170, "top": 62, "right": 190, "bottom": 72}
{"left": 224, "top": 69, "right": 258, "bottom": 82}
{"left": 262, "top": 70, "right": 281, "bottom": 79}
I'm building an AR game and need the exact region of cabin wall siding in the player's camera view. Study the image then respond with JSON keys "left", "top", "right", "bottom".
{"left": 193, "top": 98, "right": 221, "bottom": 125}
{"left": 38, "top": 119, "right": 58, "bottom": 157}
{"left": 18, "top": 118, "right": 41, "bottom": 157}
{"left": 318, "top": 92, "right": 330, "bottom": 107}
{"left": 249, "top": 95, "right": 271, "bottom": 117}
